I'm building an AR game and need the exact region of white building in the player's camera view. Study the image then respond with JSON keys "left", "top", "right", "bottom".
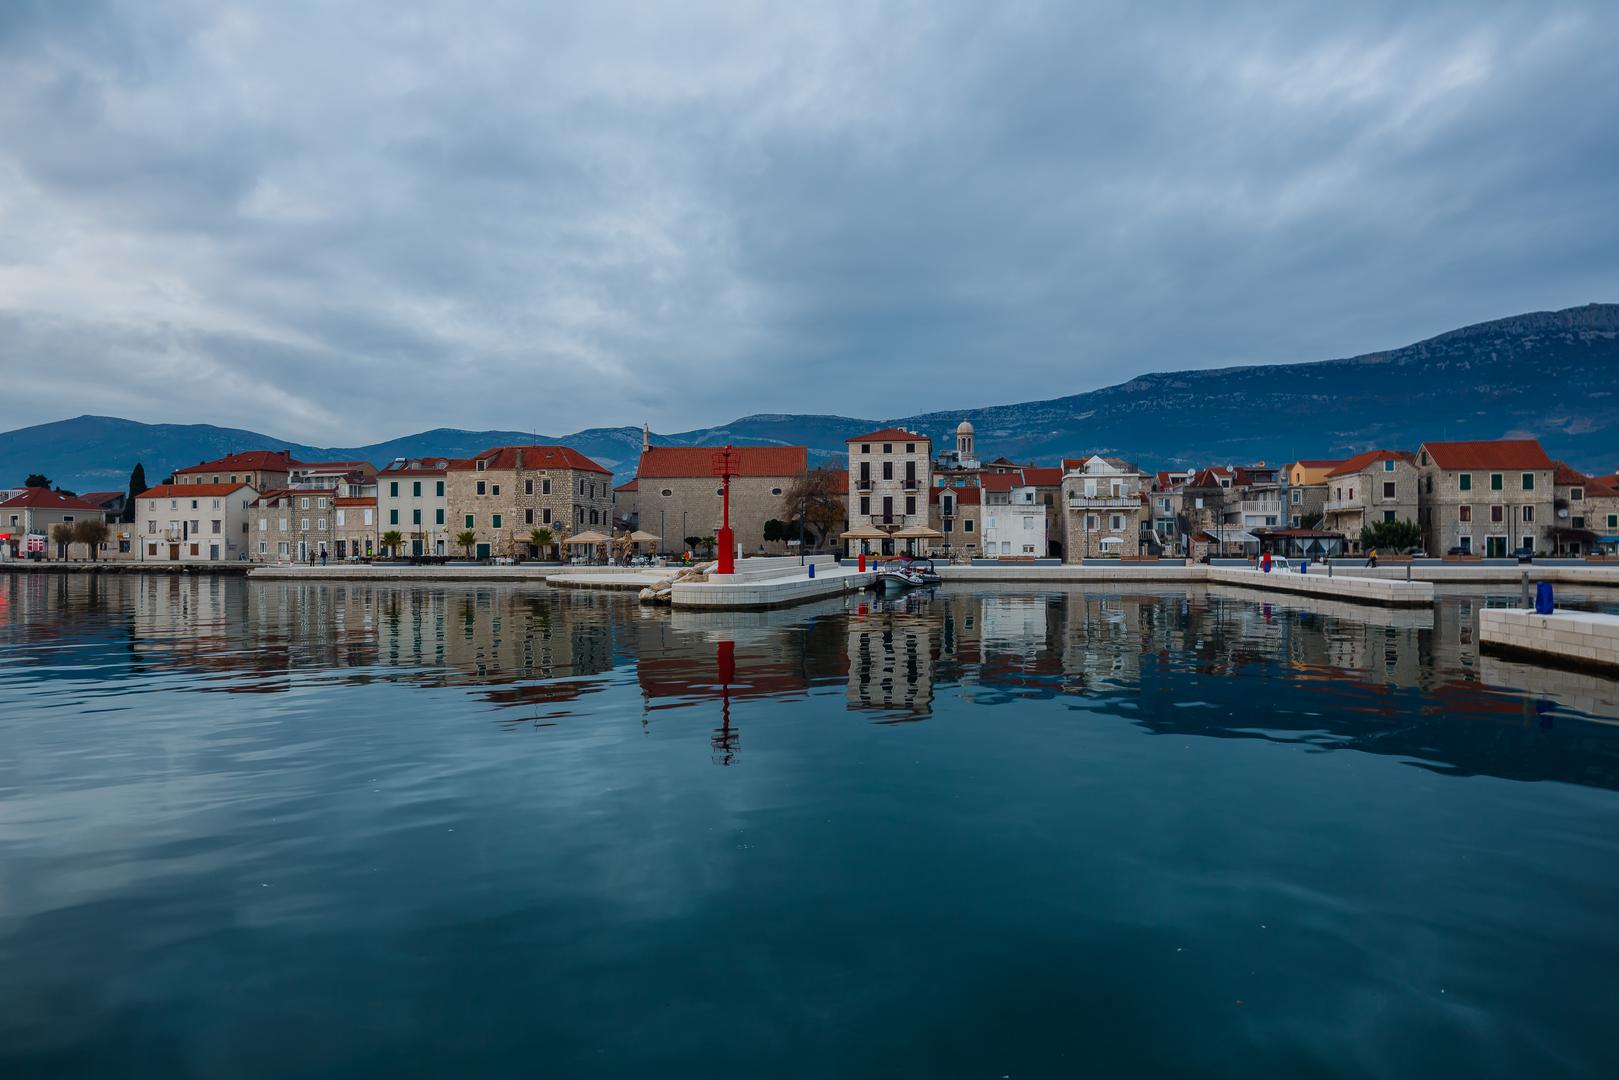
{"left": 979, "top": 471, "right": 1048, "bottom": 558}
{"left": 378, "top": 458, "right": 452, "bottom": 556}
{"left": 134, "top": 482, "right": 259, "bottom": 562}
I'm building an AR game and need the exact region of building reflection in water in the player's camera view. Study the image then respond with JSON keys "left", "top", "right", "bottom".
{"left": 10, "top": 573, "right": 1619, "bottom": 783}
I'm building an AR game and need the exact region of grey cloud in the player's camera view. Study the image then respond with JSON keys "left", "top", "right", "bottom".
{"left": 1, "top": 1, "right": 1616, "bottom": 443}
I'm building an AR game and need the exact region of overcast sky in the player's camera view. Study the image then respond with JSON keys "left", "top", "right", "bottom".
{"left": 1, "top": 1, "right": 1615, "bottom": 443}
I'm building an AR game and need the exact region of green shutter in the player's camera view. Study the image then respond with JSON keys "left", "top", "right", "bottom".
{"left": 1459, "top": 473, "right": 1470, "bottom": 491}
{"left": 492, "top": 514, "right": 502, "bottom": 528}
{"left": 464, "top": 515, "right": 473, "bottom": 528}
{"left": 1490, "top": 473, "right": 1502, "bottom": 490}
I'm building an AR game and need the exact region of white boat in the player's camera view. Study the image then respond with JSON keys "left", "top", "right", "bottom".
{"left": 874, "top": 564, "right": 927, "bottom": 591}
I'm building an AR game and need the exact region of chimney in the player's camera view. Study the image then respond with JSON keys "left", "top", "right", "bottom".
{"left": 517, "top": 448, "right": 525, "bottom": 469}
{"left": 642, "top": 422, "right": 650, "bottom": 454}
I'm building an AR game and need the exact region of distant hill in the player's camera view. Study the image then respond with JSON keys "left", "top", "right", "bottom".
{"left": 4, "top": 303, "right": 1617, "bottom": 491}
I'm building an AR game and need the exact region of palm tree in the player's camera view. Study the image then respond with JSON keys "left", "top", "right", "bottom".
{"left": 381, "top": 529, "right": 403, "bottom": 558}
{"left": 455, "top": 530, "right": 477, "bottom": 558}
{"left": 72, "top": 520, "right": 110, "bottom": 562}
{"left": 50, "top": 522, "right": 75, "bottom": 560}
{"left": 529, "top": 527, "right": 553, "bottom": 560}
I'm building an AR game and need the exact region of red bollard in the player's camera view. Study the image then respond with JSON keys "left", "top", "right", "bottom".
{"left": 858, "top": 551, "right": 867, "bottom": 572}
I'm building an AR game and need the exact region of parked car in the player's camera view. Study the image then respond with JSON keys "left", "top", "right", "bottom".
{"left": 1446, "top": 546, "right": 1470, "bottom": 556}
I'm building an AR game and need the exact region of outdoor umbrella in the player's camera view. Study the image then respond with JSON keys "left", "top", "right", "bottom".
{"left": 564, "top": 530, "right": 611, "bottom": 545}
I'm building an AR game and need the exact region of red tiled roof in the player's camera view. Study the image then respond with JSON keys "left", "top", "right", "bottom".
{"left": 297, "top": 460, "right": 372, "bottom": 471}
{"left": 1021, "top": 467, "right": 1062, "bottom": 487}
{"left": 77, "top": 491, "right": 124, "bottom": 505}
{"left": 635, "top": 445, "right": 807, "bottom": 478}
{"left": 380, "top": 458, "right": 455, "bottom": 475}
{"left": 824, "top": 469, "right": 849, "bottom": 488}
{"left": 1327, "top": 449, "right": 1414, "bottom": 478}
{"left": 174, "top": 450, "right": 300, "bottom": 475}
{"left": 615, "top": 478, "right": 638, "bottom": 492}
{"left": 980, "top": 473, "right": 1018, "bottom": 491}
{"left": 929, "top": 485, "right": 981, "bottom": 505}
{"left": 0, "top": 488, "right": 108, "bottom": 511}
{"left": 846, "top": 428, "right": 929, "bottom": 444}
{"left": 137, "top": 483, "right": 252, "bottom": 499}
{"left": 334, "top": 497, "right": 375, "bottom": 507}
{"left": 1587, "top": 475, "right": 1619, "bottom": 497}
{"left": 1552, "top": 461, "right": 1589, "bottom": 486}
{"left": 1187, "top": 468, "right": 1233, "bottom": 488}
{"left": 451, "top": 445, "right": 610, "bottom": 474}
{"left": 1419, "top": 439, "right": 1553, "bottom": 470}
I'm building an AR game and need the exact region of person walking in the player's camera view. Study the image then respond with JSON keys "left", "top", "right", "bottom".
{"left": 1365, "top": 546, "right": 1379, "bottom": 569}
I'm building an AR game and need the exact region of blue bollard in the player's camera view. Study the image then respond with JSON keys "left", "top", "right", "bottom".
{"left": 807, "top": 562, "right": 815, "bottom": 578}
{"left": 1535, "top": 581, "right": 1553, "bottom": 614}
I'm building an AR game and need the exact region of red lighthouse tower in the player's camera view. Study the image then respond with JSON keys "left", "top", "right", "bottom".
{"left": 712, "top": 445, "right": 737, "bottom": 575}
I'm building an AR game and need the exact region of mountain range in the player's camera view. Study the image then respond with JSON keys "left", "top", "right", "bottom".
{"left": 4, "top": 303, "right": 1617, "bottom": 493}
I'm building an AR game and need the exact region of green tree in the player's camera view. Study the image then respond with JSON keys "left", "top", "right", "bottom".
{"left": 381, "top": 529, "right": 403, "bottom": 557}
{"left": 456, "top": 530, "right": 477, "bottom": 557}
{"left": 72, "top": 520, "right": 110, "bottom": 561}
{"left": 683, "top": 535, "right": 702, "bottom": 553}
{"left": 701, "top": 534, "right": 717, "bottom": 556}
{"left": 762, "top": 518, "right": 785, "bottom": 545}
{"left": 125, "top": 463, "right": 148, "bottom": 522}
{"left": 1360, "top": 518, "right": 1423, "bottom": 553}
{"left": 529, "top": 527, "right": 553, "bottom": 558}
{"left": 24, "top": 473, "right": 50, "bottom": 488}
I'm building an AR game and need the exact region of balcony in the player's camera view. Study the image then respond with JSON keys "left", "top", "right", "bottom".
{"left": 1067, "top": 496, "right": 1138, "bottom": 509}
{"left": 855, "top": 479, "right": 873, "bottom": 492}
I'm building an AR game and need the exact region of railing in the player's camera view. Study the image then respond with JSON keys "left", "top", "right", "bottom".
{"left": 1066, "top": 496, "right": 1138, "bottom": 509}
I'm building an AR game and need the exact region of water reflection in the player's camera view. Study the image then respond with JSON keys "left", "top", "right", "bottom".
{"left": 7, "top": 573, "right": 1619, "bottom": 788}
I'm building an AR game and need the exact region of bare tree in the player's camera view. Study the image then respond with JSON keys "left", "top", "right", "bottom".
{"left": 783, "top": 468, "right": 846, "bottom": 550}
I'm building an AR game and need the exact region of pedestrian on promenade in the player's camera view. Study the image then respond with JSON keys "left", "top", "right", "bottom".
{"left": 1365, "top": 547, "right": 1378, "bottom": 568}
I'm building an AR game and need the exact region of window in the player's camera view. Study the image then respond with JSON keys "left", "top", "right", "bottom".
{"left": 364, "top": 509, "right": 374, "bottom": 526}
{"left": 1459, "top": 473, "right": 1471, "bottom": 491}
{"left": 492, "top": 514, "right": 503, "bottom": 528}
{"left": 1110, "top": 514, "right": 1123, "bottom": 530}
{"left": 905, "top": 496, "right": 916, "bottom": 515}
{"left": 861, "top": 444, "right": 870, "bottom": 454}
{"left": 412, "top": 509, "right": 422, "bottom": 525}
{"left": 317, "top": 497, "right": 327, "bottom": 510}
{"left": 859, "top": 496, "right": 870, "bottom": 515}
{"left": 389, "top": 509, "right": 399, "bottom": 525}
{"left": 1383, "top": 511, "right": 1395, "bottom": 523}
{"left": 524, "top": 479, "right": 533, "bottom": 495}
{"left": 1384, "top": 459, "right": 1395, "bottom": 472}
{"left": 412, "top": 481, "right": 422, "bottom": 497}
{"left": 541, "top": 479, "right": 550, "bottom": 495}
{"left": 336, "top": 509, "right": 346, "bottom": 526}
{"left": 492, "top": 484, "right": 501, "bottom": 496}
{"left": 883, "top": 443, "right": 892, "bottom": 454}
{"left": 716, "top": 488, "right": 724, "bottom": 497}
{"left": 771, "top": 487, "right": 782, "bottom": 496}
{"left": 943, "top": 519, "right": 953, "bottom": 533}
{"left": 1572, "top": 487, "right": 1584, "bottom": 502}
{"left": 476, "top": 459, "right": 486, "bottom": 471}
{"left": 882, "top": 461, "right": 893, "bottom": 481}
{"left": 1521, "top": 472, "right": 1534, "bottom": 491}
{"left": 1291, "top": 490, "right": 1301, "bottom": 504}
{"left": 210, "top": 519, "right": 221, "bottom": 533}
{"left": 258, "top": 517, "right": 267, "bottom": 531}
{"left": 905, "top": 443, "right": 914, "bottom": 454}
{"left": 1491, "top": 506, "right": 1503, "bottom": 523}
{"left": 963, "top": 519, "right": 974, "bottom": 532}
{"left": 662, "top": 488, "right": 672, "bottom": 497}
{"left": 191, "top": 499, "right": 199, "bottom": 510}
{"left": 259, "top": 541, "right": 267, "bottom": 555}
{"left": 1609, "top": 514, "right": 1618, "bottom": 529}
{"left": 435, "top": 481, "right": 444, "bottom": 497}
{"left": 300, "top": 518, "right": 310, "bottom": 530}
{"left": 942, "top": 494, "right": 954, "bottom": 515}
{"left": 317, "top": 518, "right": 327, "bottom": 531}
{"left": 542, "top": 508, "right": 551, "bottom": 524}
{"left": 524, "top": 508, "right": 534, "bottom": 524}
{"left": 1522, "top": 506, "right": 1533, "bottom": 523}
{"left": 1490, "top": 473, "right": 1503, "bottom": 491}
{"left": 476, "top": 480, "right": 486, "bottom": 496}
{"left": 1459, "top": 505, "right": 1472, "bottom": 523}
{"left": 464, "top": 514, "right": 474, "bottom": 529}
{"left": 435, "top": 509, "right": 444, "bottom": 525}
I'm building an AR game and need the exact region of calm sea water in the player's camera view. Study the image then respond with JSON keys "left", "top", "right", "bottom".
{"left": 3, "top": 573, "right": 1619, "bottom": 1078}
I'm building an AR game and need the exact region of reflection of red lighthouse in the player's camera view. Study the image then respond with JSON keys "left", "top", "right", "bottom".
{"left": 711, "top": 638, "right": 739, "bottom": 765}
{"left": 712, "top": 446, "right": 737, "bottom": 575}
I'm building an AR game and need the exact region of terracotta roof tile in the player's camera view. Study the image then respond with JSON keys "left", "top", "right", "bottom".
{"left": 1, "top": 488, "right": 109, "bottom": 511}
{"left": 1021, "top": 467, "right": 1063, "bottom": 487}
{"left": 450, "top": 445, "right": 610, "bottom": 474}
{"left": 1326, "top": 449, "right": 1414, "bottom": 477}
{"left": 1419, "top": 439, "right": 1553, "bottom": 470}
{"left": 846, "top": 428, "right": 930, "bottom": 444}
{"left": 1552, "top": 460, "right": 1589, "bottom": 486}
{"left": 174, "top": 450, "right": 300, "bottom": 475}
{"left": 137, "top": 483, "right": 253, "bottom": 499}
{"left": 635, "top": 445, "right": 807, "bottom": 478}
{"left": 614, "top": 478, "right": 638, "bottom": 492}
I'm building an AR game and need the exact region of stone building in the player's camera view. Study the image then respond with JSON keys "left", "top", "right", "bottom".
{"left": 1062, "top": 455, "right": 1146, "bottom": 561}
{"left": 334, "top": 496, "right": 378, "bottom": 559}
{"left": 847, "top": 427, "right": 931, "bottom": 556}
{"left": 172, "top": 449, "right": 299, "bottom": 490}
{"left": 1, "top": 488, "right": 112, "bottom": 560}
{"left": 1285, "top": 459, "right": 1339, "bottom": 528}
{"left": 445, "top": 445, "right": 613, "bottom": 560}
{"left": 249, "top": 486, "right": 339, "bottom": 562}
{"left": 928, "top": 484, "right": 981, "bottom": 558}
{"left": 1415, "top": 439, "right": 1556, "bottom": 557}
{"left": 631, "top": 444, "right": 807, "bottom": 555}
{"left": 1322, "top": 450, "right": 1418, "bottom": 551}
{"left": 1550, "top": 462, "right": 1619, "bottom": 555}
{"left": 378, "top": 458, "right": 454, "bottom": 556}
{"left": 135, "top": 482, "right": 258, "bottom": 562}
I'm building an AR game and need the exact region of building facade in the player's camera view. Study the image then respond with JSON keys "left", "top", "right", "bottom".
{"left": 1062, "top": 455, "right": 1145, "bottom": 561}
{"left": 378, "top": 458, "right": 453, "bottom": 556}
{"left": 631, "top": 444, "right": 807, "bottom": 555}
{"left": 445, "top": 445, "right": 613, "bottom": 560}
{"left": 1415, "top": 439, "right": 1556, "bottom": 557}
{"left": 1322, "top": 450, "right": 1419, "bottom": 551}
{"left": 136, "top": 483, "right": 258, "bottom": 562}
{"left": 847, "top": 428, "right": 932, "bottom": 556}
{"left": 249, "top": 487, "right": 339, "bottom": 562}
{"left": 980, "top": 471, "right": 1049, "bottom": 558}
{"left": 0, "top": 488, "right": 111, "bottom": 560}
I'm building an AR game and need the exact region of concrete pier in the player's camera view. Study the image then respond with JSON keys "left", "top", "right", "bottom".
{"left": 1480, "top": 608, "right": 1619, "bottom": 671}
{"left": 1205, "top": 566, "right": 1434, "bottom": 606}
